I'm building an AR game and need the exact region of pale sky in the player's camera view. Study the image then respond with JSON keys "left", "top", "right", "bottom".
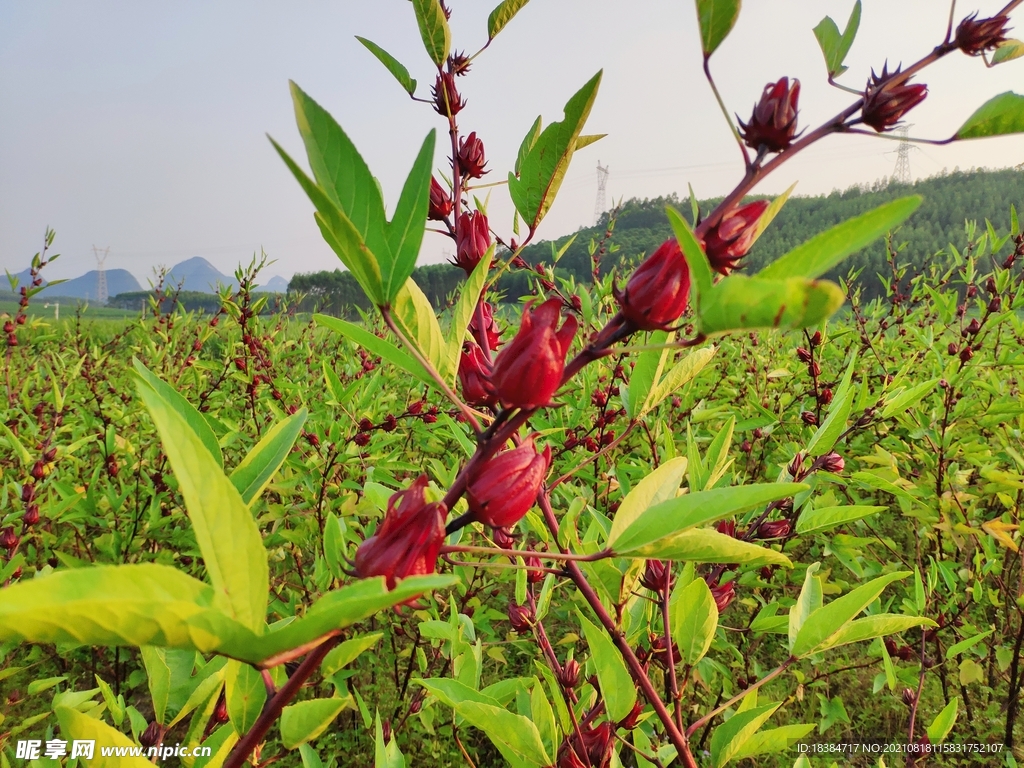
{"left": 2, "top": 1, "right": 1022, "bottom": 284}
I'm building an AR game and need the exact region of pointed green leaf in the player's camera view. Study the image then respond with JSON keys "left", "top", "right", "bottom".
{"left": 758, "top": 197, "right": 921, "bottom": 280}
{"left": 230, "top": 410, "right": 307, "bottom": 506}
{"left": 610, "top": 457, "right": 689, "bottom": 544}
{"left": 610, "top": 483, "right": 806, "bottom": 554}
{"left": 955, "top": 92, "right": 1024, "bottom": 139}
{"left": 136, "top": 375, "right": 268, "bottom": 631}
{"left": 133, "top": 359, "right": 222, "bottom": 468}
{"left": 732, "top": 723, "right": 816, "bottom": 762}
{"left": 813, "top": 1, "right": 861, "bottom": 77}
{"left": 695, "top": 0, "right": 742, "bottom": 57}
{"left": 355, "top": 37, "right": 417, "bottom": 95}
{"left": 322, "top": 633, "right": 383, "bottom": 676}
{"left": 817, "top": 614, "right": 935, "bottom": 652}
{"left": 710, "top": 702, "right": 781, "bottom": 768}
{"left": 226, "top": 659, "right": 267, "bottom": 735}
{"left": 315, "top": 314, "right": 435, "bottom": 387}
{"left": 881, "top": 378, "right": 940, "bottom": 418}
{"left": 645, "top": 347, "right": 716, "bottom": 417}
{"left": 626, "top": 528, "right": 791, "bottom": 566}
{"left": 55, "top": 707, "right": 152, "bottom": 768}
{"left": 926, "top": 697, "right": 959, "bottom": 744}
{"left": 806, "top": 352, "right": 856, "bottom": 457}
{"left": 141, "top": 646, "right": 197, "bottom": 725}
{"left": 375, "top": 710, "right": 407, "bottom": 768}
{"left": 577, "top": 611, "right": 637, "bottom": 722}
{"left": 992, "top": 39, "right": 1024, "bottom": 64}
{"left": 488, "top": 0, "right": 531, "bottom": 39}
{"left": 945, "top": 629, "right": 994, "bottom": 658}
{"left": 384, "top": 131, "right": 435, "bottom": 302}
{"left": 508, "top": 71, "right": 602, "bottom": 232}
{"left": 670, "top": 578, "right": 718, "bottom": 665}
{"left": 411, "top": 0, "right": 451, "bottom": 66}
{"left": 444, "top": 254, "right": 491, "bottom": 385}
{"left": 789, "top": 564, "right": 823, "bottom": 652}
{"left": 795, "top": 505, "right": 885, "bottom": 534}
{"left": 667, "top": 205, "right": 712, "bottom": 306}
{"left": 792, "top": 571, "right": 910, "bottom": 657}
{"left": 699, "top": 275, "right": 845, "bottom": 337}
{"left": 749, "top": 183, "right": 797, "bottom": 247}
{"left": 391, "top": 278, "right": 447, "bottom": 377}
{"left": 627, "top": 330, "right": 672, "bottom": 420}
{"left": 281, "top": 697, "right": 350, "bottom": 749}
{"left": 456, "top": 701, "right": 550, "bottom": 765}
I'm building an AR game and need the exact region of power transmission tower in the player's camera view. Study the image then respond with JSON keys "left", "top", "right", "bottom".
{"left": 93, "top": 246, "right": 110, "bottom": 304}
{"left": 890, "top": 126, "right": 915, "bottom": 185}
{"left": 593, "top": 161, "right": 609, "bottom": 225}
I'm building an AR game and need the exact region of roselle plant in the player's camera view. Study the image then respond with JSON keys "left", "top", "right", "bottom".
{"left": 2, "top": 0, "right": 1024, "bottom": 767}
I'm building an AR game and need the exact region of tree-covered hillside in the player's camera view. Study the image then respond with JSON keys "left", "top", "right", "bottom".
{"left": 289, "top": 167, "right": 1024, "bottom": 315}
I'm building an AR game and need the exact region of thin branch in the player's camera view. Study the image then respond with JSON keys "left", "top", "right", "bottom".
{"left": 703, "top": 57, "right": 752, "bottom": 169}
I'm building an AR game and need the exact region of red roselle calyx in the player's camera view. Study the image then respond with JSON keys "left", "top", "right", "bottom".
{"left": 431, "top": 72, "right": 465, "bottom": 116}
{"left": 454, "top": 211, "right": 491, "bottom": 275}
{"left": 469, "top": 301, "right": 502, "bottom": 349}
{"left": 860, "top": 64, "right": 927, "bottom": 133}
{"left": 709, "top": 580, "right": 737, "bottom": 612}
{"left": 353, "top": 475, "right": 447, "bottom": 590}
{"left": 507, "top": 602, "right": 534, "bottom": 632}
{"left": 456, "top": 132, "right": 488, "bottom": 179}
{"left": 490, "top": 298, "right": 578, "bottom": 409}
{"left": 756, "top": 519, "right": 792, "bottom": 539}
{"left": 702, "top": 200, "right": 770, "bottom": 275}
{"left": 458, "top": 342, "right": 496, "bottom": 408}
{"left": 467, "top": 437, "right": 552, "bottom": 528}
{"left": 820, "top": 451, "right": 845, "bottom": 474}
{"left": 525, "top": 555, "right": 544, "bottom": 583}
{"left": 614, "top": 238, "right": 691, "bottom": 331}
{"left": 557, "top": 721, "right": 613, "bottom": 768}
{"left": 557, "top": 658, "right": 581, "bottom": 689}
{"left": 956, "top": 13, "right": 1011, "bottom": 55}
{"left": 640, "top": 559, "right": 668, "bottom": 592}
{"left": 427, "top": 177, "right": 453, "bottom": 221}
{"left": 739, "top": 77, "right": 801, "bottom": 153}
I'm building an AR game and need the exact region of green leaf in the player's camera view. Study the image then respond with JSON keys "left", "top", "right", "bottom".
{"left": 610, "top": 483, "right": 806, "bottom": 554}
{"left": 141, "top": 646, "right": 196, "bottom": 725}
{"left": 194, "top": 724, "right": 239, "bottom": 768}
{"left": 488, "top": 0, "right": 530, "bottom": 39}
{"left": 710, "top": 702, "right": 781, "bottom": 768}
{"left": 817, "top": 614, "right": 935, "bottom": 652}
{"left": 375, "top": 710, "right": 407, "bottom": 768}
{"left": 355, "top": 37, "right": 417, "bottom": 95}
{"left": 95, "top": 675, "right": 125, "bottom": 726}
{"left": 417, "top": 677, "right": 502, "bottom": 709}
{"left": 791, "top": 571, "right": 910, "bottom": 657}
{"left": 749, "top": 182, "right": 797, "bottom": 248}
{"left": 166, "top": 660, "right": 227, "bottom": 728}
{"left": 731, "top": 723, "right": 816, "bottom": 761}
{"left": 758, "top": 197, "right": 921, "bottom": 281}
{"left": 281, "top": 697, "right": 350, "bottom": 749}
{"left": 230, "top": 410, "right": 307, "bottom": 506}
{"left": 315, "top": 314, "right": 434, "bottom": 387}
{"left": 791, "top": 564, "right": 822, "bottom": 651}
{"left": 391, "top": 278, "right": 447, "bottom": 377}
{"left": 322, "top": 633, "right": 383, "bottom": 676}
{"left": 610, "top": 457, "right": 688, "bottom": 544}
{"left": 456, "top": 701, "right": 550, "bottom": 766}
{"left": 136, "top": 376, "right": 268, "bottom": 631}
{"left": 926, "top": 698, "right": 959, "bottom": 744}
{"left": 444, "top": 254, "right": 490, "bottom": 386}
{"left": 699, "top": 275, "right": 844, "bottom": 337}
{"left": 695, "top": 0, "right": 742, "bottom": 57}
{"left": 384, "top": 133, "right": 436, "bottom": 303}
{"left": 411, "top": 0, "right": 451, "bottom": 67}
{"left": 0, "top": 421, "right": 32, "bottom": 465}
{"left": 667, "top": 206, "right": 712, "bottom": 306}
{"left": 627, "top": 330, "right": 672, "bottom": 420}
{"left": 955, "top": 92, "right": 1024, "bottom": 139}
{"left": 881, "top": 378, "right": 940, "bottom": 418}
{"left": 508, "top": 71, "right": 602, "bottom": 232}
{"left": 813, "top": 1, "right": 861, "bottom": 78}
{"left": 133, "top": 360, "right": 222, "bottom": 468}
{"left": 55, "top": 707, "right": 152, "bottom": 768}
{"left": 805, "top": 352, "right": 856, "bottom": 457}
{"left": 992, "top": 39, "right": 1024, "bottom": 64}
{"left": 577, "top": 611, "right": 637, "bottom": 722}
{"left": 226, "top": 659, "right": 267, "bottom": 735}
{"left": 626, "top": 528, "right": 791, "bottom": 566}
{"left": 670, "top": 578, "right": 718, "bottom": 665}
{"left": 945, "top": 628, "right": 995, "bottom": 658}
{"left": 960, "top": 658, "right": 985, "bottom": 685}
{"left": 575, "top": 133, "right": 606, "bottom": 150}
{"left": 796, "top": 505, "right": 885, "bottom": 534}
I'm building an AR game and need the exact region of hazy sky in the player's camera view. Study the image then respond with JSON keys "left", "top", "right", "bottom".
{"left": 2, "top": 1, "right": 1022, "bottom": 284}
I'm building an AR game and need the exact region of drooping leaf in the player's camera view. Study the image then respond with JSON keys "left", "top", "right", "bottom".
{"left": 992, "top": 39, "right": 1024, "bottom": 64}
{"left": 136, "top": 375, "right": 268, "bottom": 631}
{"left": 355, "top": 37, "right": 417, "bottom": 95}
{"left": 230, "top": 409, "right": 307, "bottom": 506}
{"left": 695, "top": 0, "right": 742, "bottom": 58}
{"left": 670, "top": 578, "right": 719, "bottom": 665}
{"left": 955, "top": 92, "right": 1024, "bottom": 139}
{"left": 699, "top": 275, "right": 845, "bottom": 337}
{"left": 315, "top": 314, "right": 435, "bottom": 388}
{"left": 226, "top": 659, "right": 267, "bottom": 735}
{"left": 281, "top": 697, "right": 350, "bottom": 749}
{"left": 813, "top": 1, "right": 862, "bottom": 77}
{"left": 488, "top": 0, "right": 531, "bottom": 39}
{"left": 411, "top": 0, "right": 451, "bottom": 66}
{"left": 758, "top": 197, "right": 921, "bottom": 281}
{"left": 577, "top": 611, "right": 637, "bottom": 722}
{"left": 926, "top": 697, "right": 959, "bottom": 744}
{"left": 509, "top": 72, "right": 602, "bottom": 232}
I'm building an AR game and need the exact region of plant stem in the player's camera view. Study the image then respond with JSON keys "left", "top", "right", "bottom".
{"left": 685, "top": 658, "right": 794, "bottom": 738}
{"left": 441, "top": 543, "right": 612, "bottom": 562}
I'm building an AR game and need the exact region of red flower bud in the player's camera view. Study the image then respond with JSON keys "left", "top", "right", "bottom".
{"left": 800, "top": 410, "right": 818, "bottom": 426}
{"left": 558, "top": 722, "right": 613, "bottom": 768}
{"left": 709, "top": 580, "right": 736, "bottom": 612}
{"left": 966, "top": 318, "right": 981, "bottom": 335}
{"left": 492, "top": 526, "right": 517, "bottom": 550}
{"left": 469, "top": 302, "right": 502, "bottom": 350}
{"left": 456, "top": 132, "right": 488, "bottom": 179}
{"left": 715, "top": 520, "right": 737, "bottom": 538}
{"left": 491, "top": 298, "right": 578, "bottom": 409}
{"left": 755, "top": 519, "right": 792, "bottom": 539}
{"left": 525, "top": 555, "right": 545, "bottom": 583}
{"left": 615, "top": 239, "right": 691, "bottom": 331}
{"left": 23, "top": 505, "right": 39, "bottom": 526}
{"left": 956, "top": 13, "right": 1011, "bottom": 55}
{"left": 640, "top": 559, "right": 668, "bottom": 592}
{"left": 140, "top": 722, "right": 162, "bottom": 749}
{"left": 618, "top": 701, "right": 645, "bottom": 730}
{"left": 458, "top": 342, "right": 496, "bottom": 408}
{"left": 960, "top": 346, "right": 973, "bottom": 363}
{"left": 21, "top": 483, "right": 35, "bottom": 503}
{"left": 507, "top": 602, "right": 534, "bottom": 632}
{"left": 796, "top": 347, "right": 813, "bottom": 363}
{"left": 0, "top": 527, "right": 19, "bottom": 550}
{"left": 739, "top": 77, "right": 801, "bottom": 153}
{"left": 810, "top": 331, "right": 822, "bottom": 347}
{"left": 353, "top": 432, "right": 370, "bottom": 447}
{"left": 648, "top": 634, "right": 680, "bottom": 668}
{"left": 432, "top": 72, "right": 465, "bottom": 116}
{"left": 427, "top": 177, "right": 453, "bottom": 221}
{"left": 902, "top": 687, "right": 917, "bottom": 707}
{"left": 454, "top": 211, "right": 491, "bottom": 274}
{"left": 557, "top": 658, "right": 581, "bottom": 689}
{"left": 467, "top": 437, "right": 551, "bottom": 528}
{"left": 353, "top": 476, "right": 447, "bottom": 590}
{"left": 861, "top": 64, "right": 927, "bottom": 133}
{"left": 702, "top": 200, "right": 770, "bottom": 275}
{"left": 819, "top": 387, "right": 833, "bottom": 405}
{"left": 31, "top": 461, "right": 46, "bottom": 480}
{"left": 820, "top": 452, "right": 845, "bottom": 474}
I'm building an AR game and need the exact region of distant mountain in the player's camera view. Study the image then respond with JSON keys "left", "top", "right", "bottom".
{"left": 254, "top": 275, "right": 289, "bottom": 293}
{"left": 165, "top": 257, "right": 238, "bottom": 293}
{"left": 41, "top": 269, "right": 142, "bottom": 301}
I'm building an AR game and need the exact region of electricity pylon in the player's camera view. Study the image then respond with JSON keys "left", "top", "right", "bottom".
{"left": 93, "top": 246, "right": 110, "bottom": 304}
{"left": 593, "top": 161, "right": 609, "bottom": 225}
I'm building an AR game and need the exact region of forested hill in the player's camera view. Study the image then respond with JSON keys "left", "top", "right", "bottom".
{"left": 290, "top": 167, "right": 1023, "bottom": 315}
